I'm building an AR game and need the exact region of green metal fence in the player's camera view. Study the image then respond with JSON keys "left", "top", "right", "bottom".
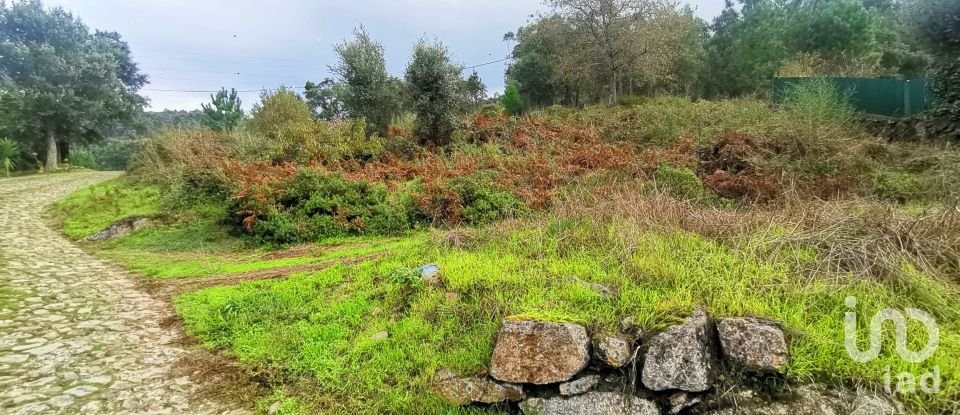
{"left": 773, "top": 77, "right": 935, "bottom": 117}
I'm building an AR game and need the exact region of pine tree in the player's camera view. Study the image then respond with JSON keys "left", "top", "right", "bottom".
{"left": 201, "top": 88, "right": 244, "bottom": 132}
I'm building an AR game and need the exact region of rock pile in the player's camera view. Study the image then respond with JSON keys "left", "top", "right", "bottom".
{"left": 433, "top": 310, "right": 903, "bottom": 414}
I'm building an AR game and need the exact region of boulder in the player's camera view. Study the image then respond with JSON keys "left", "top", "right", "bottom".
{"left": 520, "top": 392, "right": 660, "bottom": 415}
{"left": 716, "top": 318, "right": 789, "bottom": 373}
{"left": 84, "top": 216, "right": 152, "bottom": 241}
{"left": 593, "top": 335, "right": 633, "bottom": 368}
{"left": 432, "top": 369, "right": 523, "bottom": 405}
{"left": 489, "top": 319, "right": 590, "bottom": 385}
{"left": 641, "top": 310, "right": 718, "bottom": 392}
{"left": 559, "top": 374, "right": 600, "bottom": 396}
{"left": 849, "top": 393, "right": 902, "bottom": 415}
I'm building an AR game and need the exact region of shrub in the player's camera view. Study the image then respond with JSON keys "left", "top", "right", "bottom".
{"left": 578, "top": 97, "right": 775, "bottom": 146}
{"left": 653, "top": 164, "right": 708, "bottom": 201}
{"left": 248, "top": 88, "right": 313, "bottom": 140}
{"left": 233, "top": 169, "right": 414, "bottom": 244}
{"left": 67, "top": 148, "right": 97, "bottom": 169}
{"left": 273, "top": 118, "right": 384, "bottom": 163}
{"left": 0, "top": 137, "right": 20, "bottom": 176}
{"left": 479, "top": 104, "right": 504, "bottom": 117}
{"left": 777, "top": 78, "right": 856, "bottom": 156}
{"left": 447, "top": 173, "right": 527, "bottom": 225}
{"left": 128, "top": 130, "right": 232, "bottom": 189}
{"left": 82, "top": 138, "right": 142, "bottom": 170}
{"left": 872, "top": 171, "right": 922, "bottom": 203}
{"left": 616, "top": 95, "right": 648, "bottom": 106}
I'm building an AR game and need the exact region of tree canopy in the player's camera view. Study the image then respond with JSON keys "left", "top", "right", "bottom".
{"left": 201, "top": 88, "right": 244, "bottom": 132}
{"left": 405, "top": 40, "right": 464, "bottom": 146}
{"left": 0, "top": 0, "right": 147, "bottom": 170}
{"left": 332, "top": 27, "right": 403, "bottom": 136}
{"left": 506, "top": 0, "right": 931, "bottom": 103}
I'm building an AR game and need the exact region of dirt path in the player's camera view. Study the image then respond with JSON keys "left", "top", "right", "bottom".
{"left": 0, "top": 173, "right": 248, "bottom": 415}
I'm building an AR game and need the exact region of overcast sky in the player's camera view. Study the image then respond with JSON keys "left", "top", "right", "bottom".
{"left": 47, "top": 0, "right": 725, "bottom": 111}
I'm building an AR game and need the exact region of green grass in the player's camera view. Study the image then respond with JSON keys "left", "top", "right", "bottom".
{"left": 101, "top": 233, "right": 424, "bottom": 279}
{"left": 176, "top": 220, "right": 960, "bottom": 414}
{"left": 54, "top": 178, "right": 162, "bottom": 239}
{"left": 53, "top": 178, "right": 428, "bottom": 280}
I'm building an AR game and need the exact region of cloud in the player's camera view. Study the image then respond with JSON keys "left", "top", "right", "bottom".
{"left": 46, "top": 0, "right": 723, "bottom": 111}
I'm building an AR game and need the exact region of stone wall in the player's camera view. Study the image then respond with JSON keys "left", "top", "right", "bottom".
{"left": 433, "top": 310, "right": 904, "bottom": 415}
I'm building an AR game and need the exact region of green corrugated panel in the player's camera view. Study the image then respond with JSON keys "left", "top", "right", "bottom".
{"left": 773, "top": 77, "right": 936, "bottom": 117}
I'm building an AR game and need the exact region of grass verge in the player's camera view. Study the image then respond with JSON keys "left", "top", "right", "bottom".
{"left": 175, "top": 200, "right": 960, "bottom": 414}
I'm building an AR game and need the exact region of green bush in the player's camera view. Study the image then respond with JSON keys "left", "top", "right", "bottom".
{"left": 90, "top": 138, "right": 142, "bottom": 170}
{"left": 577, "top": 97, "right": 776, "bottom": 146}
{"left": 0, "top": 138, "right": 20, "bottom": 176}
{"left": 873, "top": 171, "right": 922, "bottom": 203}
{"left": 653, "top": 164, "right": 709, "bottom": 200}
{"left": 478, "top": 104, "right": 504, "bottom": 117}
{"left": 447, "top": 173, "right": 527, "bottom": 225}
{"left": 67, "top": 148, "right": 97, "bottom": 169}
{"left": 239, "top": 170, "right": 414, "bottom": 244}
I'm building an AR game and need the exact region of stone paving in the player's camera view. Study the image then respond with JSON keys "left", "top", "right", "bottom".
{"left": 0, "top": 173, "right": 247, "bottom": 415}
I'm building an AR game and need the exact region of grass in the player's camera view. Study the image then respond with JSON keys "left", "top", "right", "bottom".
{"left": 175, "top": 207, "right": 960, "bottom": 414}
{"left": 101, "top": 233, "right": 423, "bottom": 279}
{"left": 54, "top": 177, "right": 162, "bottom": 239}
{"left": 52, "top": 178, "right": 426, "bottom": 280}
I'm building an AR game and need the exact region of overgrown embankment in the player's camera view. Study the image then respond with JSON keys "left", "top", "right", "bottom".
{"left": 55, "top": 87, "right": 960, "bottom": 414}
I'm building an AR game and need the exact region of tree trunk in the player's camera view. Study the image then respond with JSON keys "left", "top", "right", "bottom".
{"left": 609, "top": 70, "right": 619, "bottom": 106}
{"left": 45, "top": 130, "right": 58, "bottom": 172}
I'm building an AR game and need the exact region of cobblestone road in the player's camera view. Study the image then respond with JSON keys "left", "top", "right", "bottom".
{"left": 0, "top": 173, "right": 246, "bottom": 415}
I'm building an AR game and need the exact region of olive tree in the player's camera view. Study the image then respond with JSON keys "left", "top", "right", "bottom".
{"left": 405, "top": 40, "right": 464, "bottom": 146}
{"left": 332, "top": 27, "right": 403, "bottom": 136}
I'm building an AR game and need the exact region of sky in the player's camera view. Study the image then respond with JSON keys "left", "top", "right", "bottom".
{"left": 47, "top": 0, "right": 726, "bottom": 111}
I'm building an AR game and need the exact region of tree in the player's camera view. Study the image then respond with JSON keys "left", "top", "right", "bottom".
{"left": 548, "top": 0, "right": 672, "bottom": 104}
{"left": 702, "top": 0, "right": 791, "bottom": 97}
{"left": 304, "top": 78, "right": 347, "bottom": 120}
{"left": 464, "top": 71, "right": 487, "bottom": 108}
{"left": 201, "top": 88, "right": 244, "bottom": 132}
{"left": 0, "top": 1, "right": 147, "bottom": 171}
{"left": 507, "top": 4, "right": 702, "bottom": 106}
{"left": 501, "top": 81, "right": 525, "bottom": 115}
{"left": 911, "top": 0, "right": 960, "bottom": 122}
{"left": 248, "top": 88, "right": 313, "bottom": 139}
{"left": 332, "top": 27, "right": 403, "bottom": 136}
{"left": 405, "top": 40, "right": 465, "bottom": 146}
{"left": 505, "top": 17, "right": 571, "bottom": 106}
